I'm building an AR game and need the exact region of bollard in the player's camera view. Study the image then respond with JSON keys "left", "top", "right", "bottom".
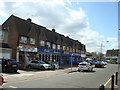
{"left": 115, "top": 72, "right": 118, "bottom": 85}
{"left": 111, "top": 75, "right": 114, "bottom": 90}
{"left": 99, "top": 84, "right": 105, "bottom": 90}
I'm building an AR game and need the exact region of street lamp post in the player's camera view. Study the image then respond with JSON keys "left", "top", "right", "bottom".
{"left": 100, "top": 41, "right": 109, "bottom": 60}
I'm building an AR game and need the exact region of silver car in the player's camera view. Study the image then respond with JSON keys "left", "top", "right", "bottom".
{"left": 27, "top": 60, "right": 52, "bottom": 70}
{"left": 78, "top": 62, "right": 93, "bottom": 72}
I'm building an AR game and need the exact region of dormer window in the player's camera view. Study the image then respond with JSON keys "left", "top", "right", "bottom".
{"left": 63, "top": 46, "right": 66, "bottom": 50}
{"left": 40, "top": 40, "right": 45, "bottom": 46}
{"left": 46, "top": 42, "right": 51, "bottom": 48}
{"left": 52, "top": 44, "right": 56, "bottom": 49}
{"left": 30, "top": 38, "right": 35, "bottom": 45}
{"left": 19, "top": 36, "right": 27, "bottom": 43}
{"left": 57, "top": 45, "right": 60, "bottom": 50}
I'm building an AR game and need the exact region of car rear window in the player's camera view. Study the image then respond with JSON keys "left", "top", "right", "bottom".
{"left": 80, "top": 64, "right": 87, "bottom": 66}
{"left": 8, "top": 60, "right": 17, "bottom": 64}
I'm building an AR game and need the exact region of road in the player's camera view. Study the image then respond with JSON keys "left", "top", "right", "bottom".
{"left": 3, "top": 64, "right": 118, "bottom": 88}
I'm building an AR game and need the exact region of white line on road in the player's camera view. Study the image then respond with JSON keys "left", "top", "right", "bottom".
{"left": 9, "top": 86, "right": 18, "bottom": 88}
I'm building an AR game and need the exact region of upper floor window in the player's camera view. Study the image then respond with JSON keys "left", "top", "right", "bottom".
{"left": 76, "top": 49, "right": 78, "bottom": 52}
{"left": 70, "top": 48, "right": 72, "bottom": 52}
{"left": 73, "top": 49, "right": 75, "bottom": 52}
{"left": 19, "top": 36, "right": 27, "bottom": 43}
{"left": 40, "top": 40, "right": 45, "bottom": 46}
{"left": 67, "top": 47, "right": 69, "bottom": 51}
{"left": 46, "top": 42, "right": 51, "bottom": 48}
{"left": 57, "top": 45, "right": 61, "bottom": 50}
{"left": 63, "top": 46, "right": 66, "bottom": 50}
{"left": 30, "top": 38, "right": 35, "bottom": 45}
{"left": 0, "top": 31, "right": 4, "bottom": 40}
{"left": 52, "top": 44, "right": 56, "bottom": 49}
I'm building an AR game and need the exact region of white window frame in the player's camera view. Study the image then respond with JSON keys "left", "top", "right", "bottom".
{"left": 73, "top": 49, "right": 75, "bottom": 52}
{"left": 46, "top": 42, "right": 51, "bottom": 48}
{"left": 67, "top": 47, "right": 69, "bottom": 51}
{"left": 57, "top": 45, "right": 60, "bottom": 50}
{"left": 40, "top": 40, "right": 45, "bottom": 46}
{"left": 63, "top": 46, "right": 66, "bottom": 50}
{"left": 30, "top": 38, "right": 35, "bottom": 45}
{"left": 70, "top": 48, "right": 72, "bottom": 52}
{"left": 52, "top": 44, "right": 56, "bottom": 49}
{"left": 19, "top": 36, "right": 27, "bottom": 43}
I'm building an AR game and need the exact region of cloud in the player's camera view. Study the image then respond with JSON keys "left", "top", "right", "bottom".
{"left": 0, "top": 0, "right": 117, "bottom": 53}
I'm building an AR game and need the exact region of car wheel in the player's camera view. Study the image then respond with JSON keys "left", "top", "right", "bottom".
{"left": 41, "top": 66, "right": 45, "bottom": 70}
{"left": 78, "top": 70, "right": 80, "bottom": 72}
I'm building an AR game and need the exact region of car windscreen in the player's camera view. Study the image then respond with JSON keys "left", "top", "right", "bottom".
{"left": 39, "top": 61, "right": 46, "bottom": 64}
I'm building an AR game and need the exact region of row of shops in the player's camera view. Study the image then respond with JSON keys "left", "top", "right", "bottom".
{"left": 17, "top": 45, "right": 86, "bottom": 69}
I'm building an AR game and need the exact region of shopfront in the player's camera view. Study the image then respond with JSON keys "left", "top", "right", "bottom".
{"left": 38, "top": 48, "right": 61, "bottom": 64}
{"left": 17, "top": 45, "right": 37, "bottom": 69}
{"left": 69, "top": 53, "right": 81, "bottom": 65}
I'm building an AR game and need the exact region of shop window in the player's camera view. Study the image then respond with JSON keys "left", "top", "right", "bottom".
{"left": 63, "top": 46, "right": 66, "bottom": 50}
{"left": 30, "top": 38, "right": 35, "bottom": 45}
{"left": 19, "top": 36, "right": 27, "bottom": 43}
{"left": 46, "top": 42, "right": 51, "bottom": 48}
{"left": 40, "top": 40, "right": 45, "bottom": 46}
{"left": 57, "top": 45, "right": 60, "bottom": 50}
{"left": 52, "top": 44, "right": 56, "bottom": 49}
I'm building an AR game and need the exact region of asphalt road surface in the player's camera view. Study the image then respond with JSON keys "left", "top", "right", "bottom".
{"left": 3, "top": 64, "right": 118, "bottom": 88}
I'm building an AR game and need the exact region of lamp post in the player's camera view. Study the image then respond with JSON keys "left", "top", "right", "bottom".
{"left": 100, "top": 41, "right": 109, "bottom": 60}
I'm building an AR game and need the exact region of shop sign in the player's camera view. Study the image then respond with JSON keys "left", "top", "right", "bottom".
{"left": 38, "top": 48, "right": 61, "bottom": 54}
{"left": 18, "top": 46, "right": 37, "bottom": 52}
{"left": 63, "top": 51, "right": 70, "bottom": 55}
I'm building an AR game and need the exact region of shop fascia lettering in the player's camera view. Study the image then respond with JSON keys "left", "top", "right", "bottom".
{"left": 18, "top": 46, "right": 37, "bottom": 52}
{"left": 38, "top": 48, "right": 61, "bottom": 54}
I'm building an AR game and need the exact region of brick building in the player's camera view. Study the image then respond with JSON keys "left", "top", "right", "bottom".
{"left": 2, "top": 15, "right": 86, "bottom": 69}
{"left": 0, "top": 25, "right": 12, "bottom": 59}
{"left": 106, "top": 49, "right": 119, "bottom": 61}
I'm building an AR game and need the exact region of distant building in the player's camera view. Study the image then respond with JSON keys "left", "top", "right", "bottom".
{"left": 2, "top": 15, "right": 86, "bottom": 69}
{"left": 106, "top": 49, "right": 119, "bottom": 61}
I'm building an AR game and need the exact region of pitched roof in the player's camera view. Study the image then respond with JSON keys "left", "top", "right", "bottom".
{"left": 3, "top": 15, "right": 86, "bottom": 50}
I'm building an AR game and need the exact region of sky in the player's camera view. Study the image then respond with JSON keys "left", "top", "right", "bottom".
{"left": 0, "top": 0, "right": 118, "bottom": 54}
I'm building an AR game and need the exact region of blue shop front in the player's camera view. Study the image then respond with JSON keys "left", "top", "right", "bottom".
{"left": 38, "top": 48, "right": 62, "bottom": 64}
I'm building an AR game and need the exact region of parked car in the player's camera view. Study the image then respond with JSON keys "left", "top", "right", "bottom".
{"left": 94, "top": 61, "right": 106, "bottom": 68}
{"left": 78, "top": 62, "right": 93, "bottom": 72}
{"left": 1, "top": 58, "right": 19, "bottom": 73}
{"left": 27, "top": 60, "right": 53, "bottom": 70}
{"left": 44, "top": 60, "right": 59, "bottom": 70}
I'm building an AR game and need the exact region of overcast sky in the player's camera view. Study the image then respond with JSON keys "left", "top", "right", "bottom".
{"left": 0, "top": 0, "right": 118, "bottom": 54}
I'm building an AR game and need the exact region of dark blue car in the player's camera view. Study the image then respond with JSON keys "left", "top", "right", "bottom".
{"left": 1, "top": 58, "right": 18, "bottom": 73}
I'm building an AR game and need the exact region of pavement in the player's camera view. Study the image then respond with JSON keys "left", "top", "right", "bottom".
{"left": 2, "top": 66, "right": 78, "bottom": 84}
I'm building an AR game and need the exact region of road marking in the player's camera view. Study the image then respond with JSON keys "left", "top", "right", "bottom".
{"left": 104, "top": 72, "right": 116, "bottom": 87}
{"left": 9, "top": 86, "right": 18, "bottom": 88}
{"left": 104, "top": 78, "right": 111, "bottom": 86}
